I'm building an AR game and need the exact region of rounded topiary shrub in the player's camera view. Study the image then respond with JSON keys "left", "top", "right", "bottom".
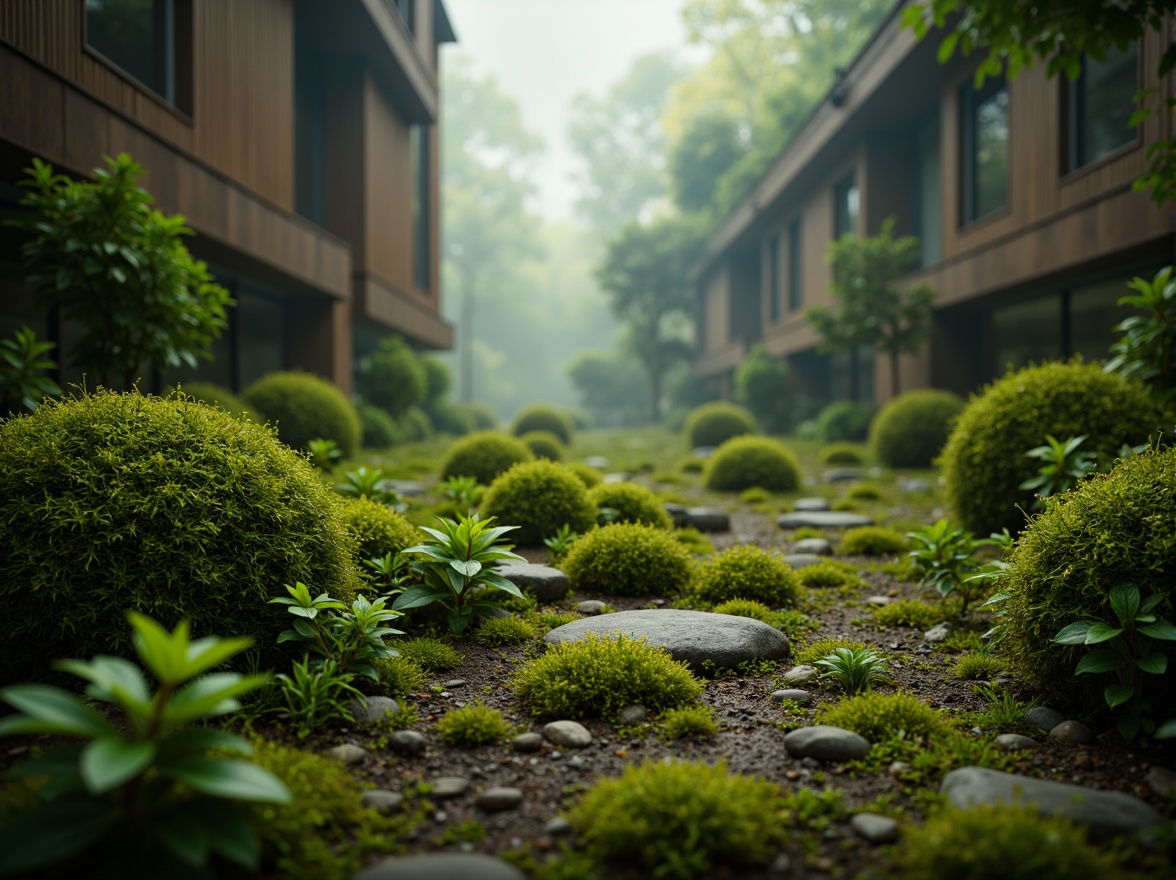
{"left": 338, "top": 496, "right": 420, "bottom": 565}
{"left": 940, "top": 360, "right": 1163, "bottom": 536}
{"left": 819, "top": 442, "right": 866, "bottom": 465}
{"left": 243, "top": 370, "right": 362, "bottom": 459}
{"left": 682, "top": 401, "right": 758, "bottom": 449}
{"left": 399, "top": 406, "right": 434, "bottom": 442}
{"left": 1001, "top": 447, "right": 1176, "bottom": 702}
{"left": 175, "top": 381, "right": 257, "bottom": 421}
{"left": 694, "top": 546, "right": 801, "bottom": 607}
{"left": 817, "top": 400, "right": 875, "bottom": 443}
{"left": 357, "top": 403, "right": 400, "bottom": 449}
{"left": 704, "top": 436, "right": 802, "bottom": 492}
{"left": 459, "top": 401, "right": 499, "bottom": 430}
{"left": 0, "top": 391, "right": 360, "bottom": 682}
{"left": 565, "top": 461, "right": 603, "bottom": 488}
{"left": 839, "top": 526, "right": 909, "bottom": 556}
{"left": 512, "top": 403, "right": 573, "bottom": 445}
{"left": 481, "top": 460, "right": 597, "bottom": 545}
{"left": 869, "top": 389, "right": 965, "bottom": 468}
{"left": 588, "top": 482, "right": 673, "bottom": 529}
{"left": 439, "top": 431, "right": 534, "bottom": 486}
{"left": 520, "top": 429, "right": 565, "bottom": 461}
{"left": 562, "top": 523, "right": 692, "bottom": 597}
{"left": 425, "top": 399, "right": 476, "bottom": 437}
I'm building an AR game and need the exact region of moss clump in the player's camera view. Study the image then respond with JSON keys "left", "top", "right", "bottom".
{"left": 357, "top": 403, "right": 400, "bottom": 449}
{"left": 0, "top": 391, "right": 359, "bottom": 681}
{"left": 371, "top": 656, "right": 427, "bottom": 696}
{"left": 794, "top": 638, "right": 866, "bottom": 666}
{"left": 472, "top": 615, "right": 539, "bottom": 647}
{"left": 796, "top": 560, "right": 863, "bottom": 591}
{"left": 520, "top": 429, "right": 566, "bottom": 461}
{"left": 940, "top": 360, "right": 1163, "bottom": 536}
{"left": 439, "top": 431, "right": 534, "bottom": 486}
{"left": 819, "top": 442, "right": 866, "bottom": 465}
{"left": 817, "top": 692, "right": 949, "bottom": 741}
{"left": 512, "top": 403, "right": 573, "bottom": 445}
{"left": 704, "top": 436, "right": 802, "bottom": 492}
{"left": 243, "top": 370, "right": 362, "bottom": 459}
{"left": 588, "top": 482, "right": 673, "bottom": 529}
{"left": 338, "top": 496, "right": 420, "bottom": 565}
{"left": 512, "top": 634, "right": 704, "bottom": 720}
{"left": 954, "top": 653, "right": 1002, "bottom": 681}
{"left": 693, "top": 546, "right": 801, "bottom": 607}
{"left": 683, "top": 401, "right": 758, "bottom": 449}
{"left": 396, "top": 637, "right": 464, "bottom": 672}
{"left": 839, "top": 526, "right": 909, "bottom": 556}
{"left": 870, "top": 389, "right": 964, "bottom": 468}
{"left": 481, "top": 460, "right": 597, "bottom": 546}
{"left": 872, "top": 599, "right": 942, "bottom": 629}
{"left": 175, "top": 381, "right": 258, "bottom": 421}
{"left": 565, "top": 461, "right": 603, "bottom": 488}
{"left": 436, "top": 701, "right": 514, "bottom": 746}
{"left": 562, "top": 523, "right": 693, "bottom": 597}
{"left": 845, "top": 483, "right": 883, "bottom": 501}
{"left": 817, "top": 400, "right": 875, "bottom": 443}
{"left": 894, "top": 804, "right": 1118, "bottom": 880}
{"left": 712, "top": 598, "right": 781, "bottom": 626}
{"left": 568, "top": 760, "right": 787, "bottom": 878}
{"left": 660, "top": 705, "right": 719, "bottom": 740}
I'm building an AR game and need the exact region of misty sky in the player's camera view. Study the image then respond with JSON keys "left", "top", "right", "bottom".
{"left": 441, "top": 0, "right": 701, "bottom": 222}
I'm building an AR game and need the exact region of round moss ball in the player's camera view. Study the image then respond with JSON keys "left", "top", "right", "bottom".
{"left": 939, "top": 360, "right": 1163, "bottom": 536}
{"left": 565, "top": 462, "right": 603, "bottom": 488}
{"left": 683, "top": 401, "right": 758, "bottom": 449}
{"left": 481, "top": 460, "right": 597, "bottom": 546}
{"left": 242, "top": 370, "right": 362, "bottom": 459}
{"left": 816, "top": 400, "right": 876, "bottom": 443}
{"left": 693, "top": 546, "right": 801, "bottom": 607}
{"left": 520, "top": 429, "right": 566, "bottom": 461}
{"left": 588, "top": 482, "right": 673, "bottom": 529}
{"left": 439, "top": 431, "right": 534, "bottom": 486}
{"left": 338, "top": 496, "right": 420, "bottom": 564}
{"left": 357, "top": 403, "right": 400, "bottom": 449}
{"left": 704, "top": 436, "right": 802, "bottom": 492}
{"left": 869, "top": 389, "right": 965, "bottom": 468}
{"left": 0, "top": 391, "right": 360, "bottom": 682}
{"left": 512, "top": 403, "right": 573, "bottom": 445}
{"left": 561, "top": 523, "right": 693, "bottom": 597}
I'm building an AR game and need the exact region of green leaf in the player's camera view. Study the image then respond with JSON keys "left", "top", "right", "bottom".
{"left": 0, "top": 796, "right": 118, "bottom": 875}
{"left": 181, "top": 800, "right": 259, "bottom": 868}
{"left": 8, "top": 744, "right": 85, "bottom": 781}
{"left": 156, "top": 727, "right": 253, "bottom": 762}
{"left": 1083, "top": 622, "right": 1124, "bottom": 644}
{"left": 1118, "top": 714, "right": 1141, "bottom": 743}
{"left": 1108, "top": 583, "right": 1140, "bottom": 627}
{"left": 1074, "top": 650, "right": 1124, "bottom": 675}
{"left": 450, "top": 559, "right": 482, "bottom": 578}
{"left": 164, "top": 758, "right": 291, "bottom": 803}
{"left": 1137, "top": 652, "right": 1168, "bottom": 675}
{"left": 0, "top": 685, "right": 115, "bottom": 738}
{"left": 129, "top": 613, "right": 187, "bottom": 686}
{"left": 1053, "top": 621, "right": 1096, "bottom": 645}
{"left": 163, "top": 673, "right": 269, "bottom": 727}
{"left": 1104, "top": 683, "right": 1134, "bottom": 709}
{"left": 1138, "top": 621, "right": 1176, "bottom": 641}
{"left": 184, "top": 634, "right": 253, "bottom": 678}
{"left": 392, "top": 584, "right": 449, "bottom": 610}
{"left": 154, "top": 808, "right": 210, "bottom": 867}
{"left": 79, "top": 735, "right": 157, "bottom": 794}
{"left": 54, "top": 656, "right": 152, "bottom": 715}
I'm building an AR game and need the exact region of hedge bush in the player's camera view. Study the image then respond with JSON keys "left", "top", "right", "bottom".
{"left": 562, "top": 523, "right": 693, "bottom": 597}
{"left": 356, "top": 334, "right": 427, "bottom": 419}
{"left": 243, "top": 370, "right": 362, "bottom": 459}
{"left": 512, "top": 403, "right": 573, "bottom": 445}
{"left": 520, "top": 429, "right": 566, "bottom": 461}
{"left": 588, "top": 482, "right": 673, "bottom": 529}
{"left": 338, "top": 496, "right": 420, "bottom": 566}
{"left": 816, "top": 400, "right": 875, "bottom": 443}
{"left": 175, "top": 381, "right": 257, "bottom": 421}
{"left": 439, "top": 431, "right": 534, "bottom": 485}
{"left": 459, "top": 401, "right": 499, "bottom": 430}
{"left": 398, "top": 406, "right": 434, "bottom": 442}
{"left": 481, "top": 460, "right": 597, "bottom": 545}
{"left": 356, "top": 403, "right": 400, "bottom": 449}
{"left": 704, "top": 436, "right": 801, "bottom": 492}
{"left": 869, "top": 389, "right": 965, "bottom": 468}
{"left": 682, "top": 401, "right": 758, "bottom": 449}
{"left": 693, "top": 546, "right": 801, "bottom": 607}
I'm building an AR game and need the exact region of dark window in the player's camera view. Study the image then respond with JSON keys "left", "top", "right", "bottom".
{"left": 912, "top": 112, "right": 941, "bottom": 266}
{"left": 787, "top": 218, "right": 803, "bottom": 311}
{"left": 767, "top": 234, "right": 781, "bottom": 322}
{"left": 834, "top": 173, "right": 859, "bottom": 239}
{"left": 1067, "top": 43, "right": 1138, "bottom": 170}
{"left": 236, "top": 285, "right": 286, "bottom": 388}
{"left": 961, "top": 76, "right": 1009, "bottom": 223}
{"left": 393, "top": 0, "right": 415, "bottom": 33}
{"left": 411, "top": 125, "right": 431, "bottom": 290}
{"left": 86, "top": 0, "right": 190, "bottom": 109}
{"left": 295, "top": 37, "right": 326, "bottom": 225}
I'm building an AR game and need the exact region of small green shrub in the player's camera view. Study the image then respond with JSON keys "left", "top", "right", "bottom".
{"left": 243, "top": 370, "right": 362, "bottom": 459}
{"left": 817, "top": 400, "right": 875, "bottom": 443}
{"left": 399, "top": 406, "right": 434, "bottom": 441}
{"left": 683, "top": 401, "right": 758, "bottom": 449}
{"left": 817, "top": 692, "right": 949, "bottom": 741}
{"left": 588, "top": 482, "right": 673, "bottom": 529}
{"left": 512, "top": 403, "right": 573, "bottom": 445}
{"left": 426, "top": 399, "right": 476, "bottom": 437}
{"left": 569, "top": 759, "right": 787, "bottom": 879}
{"left": 893, "top": 804, "right": 1118, "bottom": 880}
{"left": 356, "top": 334, "right": 427, "bottom": 419}
{"left": 562, "top": 523, "right": 693, "bottom": 597}
{"left": 815, "top": 647, "right": 890, "bottom": 694}
{"left": 338, "top": 496, "right": 420, "bottom": 566}
{"left": 439, "top": 431, "right": 534, "bottom": 485}
{"left": 371, "top": 656, "right": 427, "bottom": 696}
{"left": 871, "top": 599, "right": 942, "bottom": 629}
{"left": 357, "top": 403, "right": 400, "bottom": 449}
{"left": 436, "top": 701, "right": 514, "bottom": 746}
{"left": 520, "top": 429, "right": 566, "bottom": 461}
{"left": 672, "top": 526, "right": 716, "bottom": 555}
{"left": 954, "top": 653, "right": 1002, "bottom": 681}
{"left": 735, "top": 343, "right": 794, "bottom": 433}
{"left": 482, "top": 460, "right": 597, "bottom": 546}
{"left": 794, "top": 638, "right": 866, "bottom": 666}
{"left": 472, "top": 615, "right": 539, "bottom": 647}
{"left": 660, "top": 705, "right": 719, "bottom": 740}
{"left": 396, "top": 637, "right": 464, "bottom": 672}
{"left": 704, "top": 436, "right": 802, "bottom": 492}
{"left": 839, "top": 526, "right": 909, "bottom": 556}
{"left": 565, "top": 461, "right": 604, "bottom": 488}
{"left": 693, "top": 546, "right": 801, "bottom": 607}
{"left": 177, "top": 381, "right": 258, "bottom": 420}
{"left": 797, "top": 560, "right": 863, "bottom": 591}
{"left": 845, "top": 483, "right": 884, "bottom": 501}
{"left": 712, "top": 598, "right": 780, "bottom": 626}
{"left": 739, "top": 486, "right": 772, "bottom": 503}
{"left": 512, "top": 634, "right": 704, "bottom": 719}
{"left": 819, "top": 442, "right": 866, "bottom": 465}
{"left": 458, "top": 401, "right": 499, "bottom": 430}
{"left": 939, "top": 359, "right": 1163, "bottom": 536}
{"left": 870, "top": 389, "right": 964, "bottom": 468}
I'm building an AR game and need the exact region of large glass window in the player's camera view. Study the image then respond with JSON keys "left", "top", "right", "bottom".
{"left": 411, "top": 125, "right": 431, "bottom": 290}
{"left": 237, "top": 286, "right": 286, "bottom": 388}
{"left": 986, "top": 295, "right": 1062, "bottom": 376}
{"left": 961, "top": 76, "right": 1009, "bottom": 223}
{"left": 788, "top": 218, "right": 803, "bottom": 311}
{"left": 767, "top": 234, "right": 781, "bottom": 322}
{"left": 86, "top": 0, "right": 184, "bottom": 106}
{"left": 913, "top": 113, "right": 941, "bottom": 266}
{"left": 834, "top": 173, "right": 859, "bottom": 239}
{"left": 1068, "top": 43, "right": 1138, "bottom": 170}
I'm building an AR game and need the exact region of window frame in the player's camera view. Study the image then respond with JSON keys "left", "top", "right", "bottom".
{"left": 1062, "top": 42, "right": 1142, "bottom": 176}
{"left": 787, "top": 217, "right": 803, "bottom": 312}
{"left": 959, "top": 74, "right": 1009, "bottom": 226}
{"left": 767, "top": 233, "right": 782, "bottom": 323}
{"left": 833, "top": 172, "right": 859, "bottom": 239}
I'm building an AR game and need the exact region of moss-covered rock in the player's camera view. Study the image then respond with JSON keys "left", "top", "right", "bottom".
{"left": 870, "top": 389, "right": 964, "bottom": 468}
{"left": 683, "top": 401, "right": 758, "bottom": 449}
{"left": 243, "top": 370, "right": 362, "bottom": 459}
{"left": 839, "top": 526, "right": 909, "bottom": 556}
{"left": 481, "top": 460, "right": 597, "bottom": 545}
{"left": 588, "top": 482, "right": 673, "bottom": 529}
{"left": 704, "top": 436, "right": 801, "bottom": 492}
{"left": 561, "top": 523, "right": 693, "bottom": 597}
{"left": 439, "top": 431, "right": 534, "bottom": 486}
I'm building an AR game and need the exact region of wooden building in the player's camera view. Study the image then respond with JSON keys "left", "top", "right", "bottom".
{"left": 0, "top": 0, "right": 456, "bottom": 395}
{"left": 692, "top": 2, "right": 1174, "bottom": 407}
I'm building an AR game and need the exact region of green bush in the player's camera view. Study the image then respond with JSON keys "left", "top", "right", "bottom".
{"left": 734, "top": 344, "right": 793, "bottom": 433}
{"left": 794, "top": 638, "right": 866, "bottom": 666}
{"left": 399, "top": 406, "right": 434, "bottom": 442}
{"left": 683, "top": 401, "right": 758, "bottom": 449}
{"left": 482, "top": 460, "right": 597, "bottom": 546}
{"left": 839, "top": 526, "right": 909, "bottom": 556}
{"left": 243, "top": 370, "right": 362, "bottom": 459}
{"left": 0, "top": 390, "right": 359, "bottom": 682}
{"left": 356, "top": 403, "right": 400, "bottom": 449}
{"left": 796, "top": 560, "right": 864, "bottom": 591}
{"left": 569, "top": 760, "right": 787, "bottom": 878}
{"left": 819, "top": 442, "right": 865, "bottom": 465}
{"left": 872, "top": 599, "right": 942, "bottom": 629}
{"left": 588, "top": 482, "right": 673, "bottom": 529}
{"left": 435, "top": 701, "right": 514, "bottom": 746}
{"left": 425, "top": 399, "right": 477, "bottom": 437}
{"left": 566, "top": 461, "right": 604, "bottom": 488}
{"left": 512, "top": 403, "right": 573, "bottom": 445}
{"left": 817, "top": 692, "right": 948, "bottom": 741}
{"left": 562, "top": 523, "right": 693, "bottom": 597}
{"left": 459, "top": 401, "right": 499, "bottom": 430}
{"left": 816, "top": 400, "right": 875, "bottom": 443}
{"left": 357, "top": 334, "right": 427, "bottom": 419}
{"left": 338, "top": 496, "right": 420, "bottom": 565}
{"left": 371, "top": 656, "right": 427, "bottom": 696}
{"left": 520, "top": 429, "right": 566, "bottom": 461}
{"left": 870, "top": 389, "right": 964, "bottom": 468}
{"left": 512, "top": 634, "right": 704, "bottom": 719}
{"left": 472, "top": 615, "right": 539, "bottom": 647}
{"left": 176, "top": 381, "right": 257, "bottom": 421}
{"left": 693, "top": 546, "right": 801, "bottom": 607}
{"left": 939, "top": 360, "right": 1163, "bottom": 536}
{"left": 660, "top": 705, "right": 719, "bottom": 740}
{"left": 397, "top": 637, "right": 464, "bottom": 672}
{"left": 439, "top": 431, "right": 534, "bottom": 485}
{"left": 704, "top": 436, "right": 802, "bottom": 492}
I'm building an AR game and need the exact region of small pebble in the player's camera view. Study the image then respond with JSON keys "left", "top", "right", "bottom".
{"left": 996, "top": 733, "right": 1040, "bottom": 751}
{"left": 618, "top": 705, "right": 648, "bottom": 725}
{"left": 770, "top": 853, "right": 792, "bottom": 875}
{"left": 445, "top": 679, "right": 467, "bottom": 688}
{"left": 568, "top": 756, "right": 586, "bottom": 769}
{"left": 434, "top": 811, "right": 448, "bottom": 823}
{"left": 431, "top": 777, "right": 470, "bottom": 799}
{"left": 361, "top": 790, "right": 403, "bottom": 814}
{"left": 1024, "top": 706, "right": 1066, "bottom": 732}
{"left": 577, "top": 600, "right": 608, "bottom": 614}
{"left": 512, "top": 732, "right": 544, "bottom": 753}
{"left": 476, "top": 787, "right": 523, "bottom": 812}
{"left": 387, "top": 730, "right": 427, "bottom": 755}
{"left": 1050, "top": 719, "right": 1094, "bottom": 744}
{"left": 1146, "top": 766, "right": 1176, "bottom": 798}
{"left": 770, "top": 689, "right": 812, "bottom": 705}
{"left": 325, "top": 744, "right": 366, "bottom": 764}
{"left": 780, "top": 665, "right": 819, "bottom": 683}
{"left": 544, "top": 817, "right": 572, "bottom": 836}
{"left": 850, "top": 813, "right": 900, "bottom": 844}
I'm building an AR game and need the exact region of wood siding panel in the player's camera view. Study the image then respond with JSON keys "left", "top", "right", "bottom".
{"left": 364, "top": 73, "right": 413, "bottom": 294}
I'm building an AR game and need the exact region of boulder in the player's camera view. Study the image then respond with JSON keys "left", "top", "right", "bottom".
{"left": 493, "top": 560, "right": 569, "bottom": 603}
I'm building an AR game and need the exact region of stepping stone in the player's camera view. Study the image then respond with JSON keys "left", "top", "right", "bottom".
{"left": 783, "top": 554, "right": 824, "bottom": 570}
{"left": 494, "top": 560, "right": 569, "bottom": 603}
{"left": 940, "top": 766, "right": 1163, "bottom": 840}
{"left": 771, "top": 689, "right": 811, "bottom": 705}
{"left": 780, "top": 665, "right": 819, "bottom": 683}
{"left": 777, "top": 511, "right": 874, "bottom": 529}
{"left": 850, "top": 813, "right": 900, "bottom": 844}
{"left": 544, "top": 609, "right": 791, "bottom": 672}
{"left": 353, "top": 854, "right": 526, "bottom": 880}
{"left": 996, "top": 733, "right": 1039, "bottom": 751}
{"left": 783, "top": 725, "right": 871, "bottom": 762}
{"left": 326, "top": 744, "right": 367, "bottom": 764}
{"left": 683, "top": 507, "right": 729, "bottom": 532}
{"left": 576, "top": 600, "right": 608, "bottom": 615}
{"left": 618, "top": 705, "right": 647, "bottom": 725}
{"left": 664, "top": 502, "right": 689, "bottom": 527}
{"left": 431, "top": 777, "right": 470, "bottom": 799}
{"left": 792, "top": 537, "right": 832, "bottom": 555}
{"left": 512, "top": 732, "right": 543, "bottom": 753}
{"left": 822, "top": 468, "right": 862, "bottom": 483}
{"left": 348, "top": 696, "right": 402, "bottom": 725}
{"left": 1024, "top": 706, "right": 1066, "bottom": 732}
{"left": 477, "top": 787, "right": 523, "bottom": 812}
{"left": 362, "top": 790, "right": 404, "bottom": 814}
{"left": 584, "top": 456, "right": 610, "bottom": 469}
{"left": 792, "top": 497, "right": 831, "bottom": 512}
{"left": 1049, "top": 720, "right": 1093, "bottom": 744}
{"left": 542, "top": 720, "right": 592, "bottom": 749}
{"left": 387, "top": 730, "right": 427, "bottom": 755}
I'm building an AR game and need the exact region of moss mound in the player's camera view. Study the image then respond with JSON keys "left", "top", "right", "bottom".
{"left": 694, "top": 546, "right": 801, "bottom": 607}
{"left": 588, "top": 482, "right": 673, "bottom": 529}
{"left": 796, "top": 561, "right": 863, "bottom": 591}
{"left": 704, "top": 436, "right": 801, "bottom": 492}
{"left": 175, "top": 381, "right": 257, "bottom": 421}
{"left": 356, "top": 403, "right": 400, "bottom": 449}
{"left": 565, "top": 461, "right": 604, "bottom": 488}
{"left": 817, "top": 400, "right": 875, "bottom": 443}
{"left": 338, "top": 496, "right": 420, "bottom": 565}
{"left": 243, "top": 370, "right": 362, "bottom": 459}
{"left": 940, "top": 360, "right": 1162, "bottom": 535}
{"left": 819, "top": 442, "right": 866, "bottom": 465}
{"left": 0, "top": 390, "right": 359, "bottom": 682}
{"left": 870, "top": 389, "right": 964, "bottom": 468}
{"left": 683, "top": 401, "right": 758, "bottom": 449}
{"left": 436, "top": 701, "right": 514, "bottom": 746}
{"left": 562, "top": 523, "right": 693, "bottom": 597}
{"left": 520, "top": 429, "right": 566, "bottom": 461}
{"left": 872, "top": 599, "right": 942, "bottom": 629}
{"left": 817, "top": 692, "right": 949, "bottom": 741}
{"left": 839, "top": 526, "right": 909, "bottom": 556}
{"left": 512, "top": 403, "right": 573, "bottom": 445}
{"left": 481, "top": 460, "right": 597, "bottom": 546}
{"left": 439, "top": 431, "right": 534, "bottom": 486}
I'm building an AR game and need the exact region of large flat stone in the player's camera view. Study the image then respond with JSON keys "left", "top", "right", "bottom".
{"left": 683, "top": 507, "right": 730, "bottom": 532}
{"left": 543, "top": 609, "right": 790, "bottom": 671}
{"left": 940, "top": 767, "right": 1164, "bottom": 840}
{"left": 783, "top": 725, "right": 871, "bottom": 762}
{"left": 493, "top": 561, "right": 569, "bottom": 603}
{"left": 777, "top": 511, "right": 874, "bottom": 529}
{"left": 353, "top": 854, "right": 526, "bottom": 880}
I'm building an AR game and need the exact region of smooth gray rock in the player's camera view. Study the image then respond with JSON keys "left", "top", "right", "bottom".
{"left": 493, "top": 560, "right": 569, "bottom": 603}
{"left": 780, "top": 664, "right": 819, "bottom": 683}
{"left": 576, "top": 600, "right": 608, "bottom": 615}
{"left": 618, "top": 705, "right": 648, "bottom": 725}
{"left": 326, "top": 744, "right": 366, "bottom": 764}
{"left": 542, "top": 720, "right": 592, "bottom": 749}
{"left": 476, "top": 787, "right": 523, "bottom": 812}
{"left": 544, "top": 817, "right": 572, "bottom": 836}
{"left": 850, "top": 813, "right": 900, "bottom": 844}
{"left": 349, "top": 696, "right": 402, "bottom": 725}
{"left": 923, "top": 622, "right": 951, "bottom": 642}
{"left": 1049, "top": 720, "right": 1094, "bottom": 744}
{"left": 584, "top": 456, "right": 610, "bottom": 469}
{"left": 784, "top": 725, "right": 871, "bottom": 762}
{"left": 771, "top": 689, "right": 812, "bottom": 705}
{"left": 783, "top": 554, "right": 824, "bottom": 570}
{"left": 822, "top": 468, "right": 862, "bottom": 483}
{"left": 603, "top": 472, "right": 630, "bottom": 483}
{"left": 544, "top": 609, "right": 790, "bottom": 672}
{"left": 511, "top": 732, "right": 544, "bottom": 753}
{"left": 664, "top": 502, "right": 689, "bottom": 527}
{"left": 353, "top": 854, "right": 526, "bottom": 880}
{"left": 792, "top": 537, "right": 832, "bottom": 556}
{"left": 940, "top": 767, "right": 1164, "bottom": 840}
{"left": 444, "top": 679, "right": 466, "bottom": 688}
{"left": 777, "top": 511, "right": 874, "bottom": 529}
{"left": 362, "top": 790, "right": 404, "bottom": 814}
{"left": 898, "top": 477, "right": 931, "bottom": 493}
{"left": 1146, "top": 766, "right": 1176, "bottom": 798}
{"left": 793, "top": 497, "right": 831, "bottom": 512}
{"left": 996, "top": 733, "right": 1040, "bottom": 751}
{"left": 866, "top": 595, "right": 891, "bottom": 606}
{"left": 387, "top": 730, "right": 427, "bottom": 755}
{"left": 431, "top": 777, "right": 470, "bottom": 799}
{"left": 1024, "top": 706, "right": 1066, "bottom": 732}
{"left": 386, "top": 480, "right": 428, "bottom": 498}
{"left": 691, "top": 446, "right": 717, "bottom": 459}
{"left": 770, "top": 853, "right": 793, "bottom": 875}
{"left": 683, "top": 507, "right": 730, "bottom": 533}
